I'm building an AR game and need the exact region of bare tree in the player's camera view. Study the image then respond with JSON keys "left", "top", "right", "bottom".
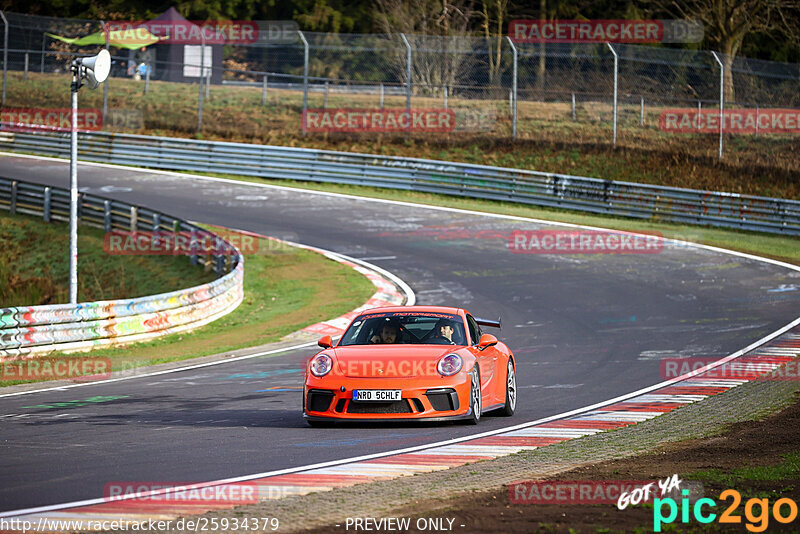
{"left": 659, "top": 0, "right": 800, "bottom": 102}
{"left": 374, "top": 0, "right": 479, "bottom": 95}
{"left": 480, "top": 0, "right": 509, "bottom": 85}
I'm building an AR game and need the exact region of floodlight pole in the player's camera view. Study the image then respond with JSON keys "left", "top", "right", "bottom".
{"left": 69, "top": 62, "right": 81, "bottom": 304}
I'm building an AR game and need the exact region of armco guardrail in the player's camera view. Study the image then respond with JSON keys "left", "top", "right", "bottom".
{"left": 1, "top": 130, "right": 799, "bottom": 236}
{"left": 0, "top": 177, "right": 244, "bottom": 358}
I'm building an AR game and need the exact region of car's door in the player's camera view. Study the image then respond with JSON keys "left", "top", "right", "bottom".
{"left": 466, "top": 314, "right": 498, "bottom": 404}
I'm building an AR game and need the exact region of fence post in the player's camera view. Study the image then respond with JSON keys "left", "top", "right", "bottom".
{"left": 324, "top": 80, "right": 329, "bottom": 108}
{"left": 755, "top": 104, "right": 759, "bottom": 138}
{"left": 640, "top": 96, "right": 644, "bottom": 126}
{"left": 710, "top": 51, "right": 724, "bottom": 160}
{"left": 43, "top": 187, "right": 51, "bottom": 223}
{"left": 262, "top": 74, "right": 267, "bottom": 105}
{"left": 298, "top": 30, "right": 309, "bottom": 136}
{"left": 379, "top": 82, "right": 384, "bottom": 109}
{"left": 104, "top": 200, "right": 111, "bottom": 232}
{"left": 10, "top": 180, "right": 16, "bottom": 215}
{"left": 606, "top": 42, "right": 618, "bottom": 146}
{"left": 443, "top": 86, "right": 447, "bottom": 109}
{"left": 506, "top": 36, "right": 518, "bottom": 140}
{"left": 572, "top": 93, "right": 576, "bottom": 121}
{"left": 400, "top": 33, "right": 412, "bottom": 138}
{"left": 41, "top": 34, "right": 45, "bottom": 73}
{"left": 1, "top": 11, "right": 8, "bottom": 107}
{"left": 24, "top": 53, "right": 28, "bottom": 80}
{"left": 197, "top": 33, "right": 205, "bottom": 131}
{"left": 144, "top": 61, "right": 150, "bottom": 94}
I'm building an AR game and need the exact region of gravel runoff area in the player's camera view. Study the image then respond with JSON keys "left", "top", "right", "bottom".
{"left": 154, "top": 365, "right": 800, "bottom": 533}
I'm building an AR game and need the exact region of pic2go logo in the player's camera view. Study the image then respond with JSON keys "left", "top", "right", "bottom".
{"left": 653, "top": 489, "right": 799, "bottom": 532}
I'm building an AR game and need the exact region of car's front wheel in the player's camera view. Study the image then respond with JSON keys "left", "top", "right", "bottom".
{"left": 498, "top": 358, "right": 516, "bottom": 416}
{"left": 465, "top": 365, "right": 481, "bottom": 425}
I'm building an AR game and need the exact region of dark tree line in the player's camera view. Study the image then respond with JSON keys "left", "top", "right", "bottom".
{"left": 2, "top": 0, "right": 797, "bottom": 63}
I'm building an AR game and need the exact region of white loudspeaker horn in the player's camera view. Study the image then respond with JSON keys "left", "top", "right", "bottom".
{"left": 81, "top": 49, "right": 111, "bottom": 89}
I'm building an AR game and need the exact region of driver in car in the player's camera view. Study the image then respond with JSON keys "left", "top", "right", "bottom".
{"left": 429, "top": 318, "right": 456, "bottom": 344}
{"left": 369, "top": 320, "right": 399, "bottom": 344}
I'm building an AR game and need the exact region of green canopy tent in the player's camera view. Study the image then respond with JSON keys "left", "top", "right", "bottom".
{"left": 46, "top": 27, "right": 161, "bottom": 49}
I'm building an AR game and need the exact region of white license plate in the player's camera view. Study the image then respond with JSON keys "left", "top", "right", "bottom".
{"left": 352, "top": 389, "right": 402, "bottom": 402}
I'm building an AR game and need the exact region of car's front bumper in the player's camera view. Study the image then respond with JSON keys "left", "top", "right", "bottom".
{"left": 303, "top": 374, "right": 472, "bottom": 421}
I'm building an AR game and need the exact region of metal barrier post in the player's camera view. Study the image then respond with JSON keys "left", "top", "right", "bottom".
{"left": 298, "top": 30, "right": 309, "bottom": 135}
{"left": 506, "top": 36, "right": 518, "bottom": 140}
{"left": 711, "top": 51, "right": 724, "bottom": 159}
{"left": 262, "top": 74, "right": 267, "bottom": 105}
{"left": 606, "top": 42, "right": 618, "bottom": 146}
{"left": 43, "top": 187, "right": 51, "bottom": 222}
{"left": 104, "top": 200, "right": 111, "bottom": 232}
{"left": 379, "top": 82, "right": 384, "bottom": 109}
{"left": 324, "top": 80, "right": 329, "bottom": 108}
{"left": 10, "top": 180, "right": 16, "bottom": 215}
{"left": 129, "top": 206, "right": 138, "bottom": 232}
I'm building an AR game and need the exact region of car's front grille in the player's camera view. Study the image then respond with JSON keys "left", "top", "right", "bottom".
{"left": 346, "top": 400, "right": 413, "bottom": 414}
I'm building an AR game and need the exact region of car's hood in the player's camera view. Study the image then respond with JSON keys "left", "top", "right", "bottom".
{"left": 331, "top": 345, "right": 460, "bottom": 378}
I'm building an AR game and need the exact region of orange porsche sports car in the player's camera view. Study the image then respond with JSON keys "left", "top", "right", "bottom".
{"left": 303, "top": 306, "right": 516, "bottom": 425}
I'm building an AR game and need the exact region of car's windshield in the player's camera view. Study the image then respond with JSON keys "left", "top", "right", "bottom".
{"left": 339, "top": 312, "right": 467, "bottom": 346}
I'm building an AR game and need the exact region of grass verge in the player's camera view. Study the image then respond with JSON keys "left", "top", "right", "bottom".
{"left": 0, "top": 210, "right": 215, "bottom": 306}
{"left": 0, "top": 218, "right": 376, "bottom": 387}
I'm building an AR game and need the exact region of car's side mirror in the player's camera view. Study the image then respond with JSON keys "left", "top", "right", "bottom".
{"left": 477, "top": 333, "right": 498, "bottom": 350}
{"left": 318, "top": 335, "right": 333, "bottom": 349}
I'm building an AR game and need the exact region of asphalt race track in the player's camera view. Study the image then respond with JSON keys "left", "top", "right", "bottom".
{"left": 1, "top": 154, "right": 799, "bottom": 512}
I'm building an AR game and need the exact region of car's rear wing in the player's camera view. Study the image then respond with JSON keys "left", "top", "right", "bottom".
{"left": 476, "top": 317, "right": 501, "bottom": 329}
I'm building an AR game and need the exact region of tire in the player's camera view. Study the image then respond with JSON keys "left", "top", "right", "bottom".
{"left": 465, "top": 365, "right": 482, "bottom": 425}
{"left": 498, "top": 358, "right": 517, "bottom": 416}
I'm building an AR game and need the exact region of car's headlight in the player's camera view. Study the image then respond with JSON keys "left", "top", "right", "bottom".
{"left": 310, "top": 353, "right": 333, "bottom": 377}
{"left": 437, "top": 353, "right": 463, "bottom": 376}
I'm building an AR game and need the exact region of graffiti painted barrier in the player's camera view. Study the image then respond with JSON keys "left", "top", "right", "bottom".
{"left": 0, "top": 178, "right": 244, "bottom": 358}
